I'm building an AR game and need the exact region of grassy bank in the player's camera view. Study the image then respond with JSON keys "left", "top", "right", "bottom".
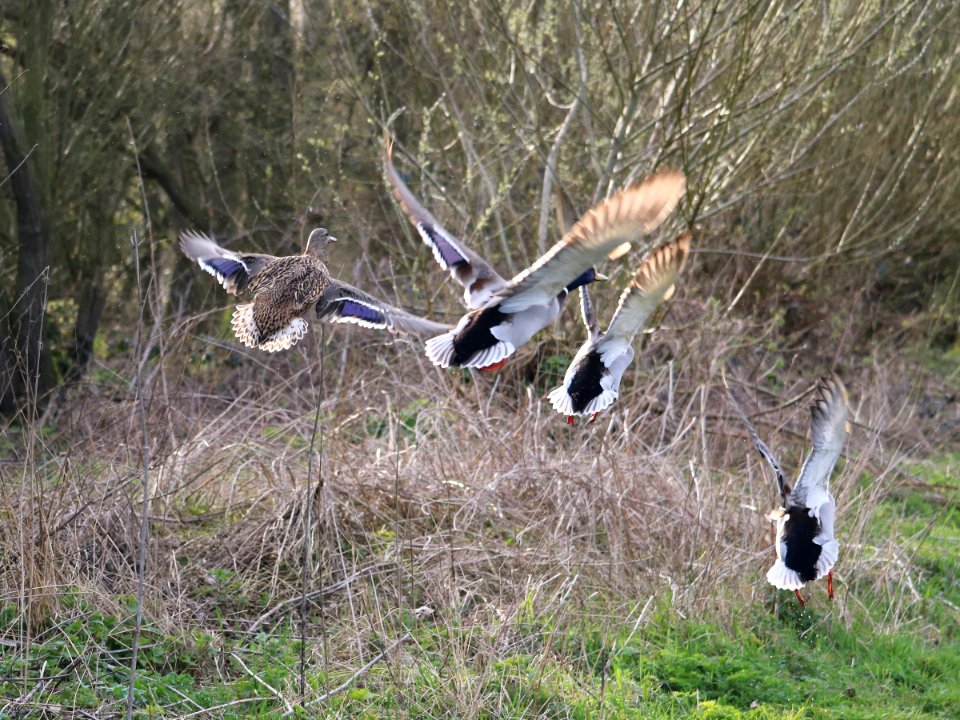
{"left": 1, "top": 337, "right": 957, "bottom": 718}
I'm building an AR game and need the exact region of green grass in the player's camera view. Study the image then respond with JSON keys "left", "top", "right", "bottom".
{"left": 2, "top": 599, "right": 958, "bottom": 718}
{"left": 866, "top": 453, "right": 960, "bottom": 636}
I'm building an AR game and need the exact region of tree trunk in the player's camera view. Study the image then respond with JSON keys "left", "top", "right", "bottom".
{"left": 0, "top": 68, "right": 55, "bottom": 413}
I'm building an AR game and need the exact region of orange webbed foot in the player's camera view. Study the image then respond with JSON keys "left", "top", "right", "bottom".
{"left": 588, "top": 412, "right": 599, "bottom": 424}
{"left": 566, "top": 416, "right": 575, "bottom": 426}
{"left": 794, "top": 589, "right": 806, "bottom": 607}
{"left": 826, "top": 570, "right": 834, "bottom": 600}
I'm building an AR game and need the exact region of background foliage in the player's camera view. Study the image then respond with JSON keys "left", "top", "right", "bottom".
{"left": 1, "top": 0, "right": 958, "bottom": 407}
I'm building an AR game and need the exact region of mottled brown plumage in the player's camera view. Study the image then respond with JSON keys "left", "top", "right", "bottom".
{"left": 180, "top": 227, "right": 451, "bottom": 352}
{"left": 241, "top": 254, "right": 331, "bottom": 350}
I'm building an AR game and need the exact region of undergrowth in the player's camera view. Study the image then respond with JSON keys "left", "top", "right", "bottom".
{"left": 1, "top": 320, "right": 958, "bottom": 717}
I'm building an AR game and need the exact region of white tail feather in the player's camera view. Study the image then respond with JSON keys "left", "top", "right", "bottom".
{"left": 547, "top": 386, "right": 619, "bottom": 417}
{"left": 462, "top": 340, "right": 514, "bottom": 369}
{"left": 766, "top": 560, "right": 805, "bottom": 590}
{"left": 425, "top": 332, "right": 515, "bottom": 369}
{"left": 583, "top": 389, "right": 619, "bottom": 416}
{"left": 257, "top": 318, "right": 309, "bottom": 352}
{"left": 231, "top": 304, "right": 308, "bottom": 352}
{"left": 547, "top": 386, "right": 575, "bottom": 415}
{"left": 814, "top": 539, "right": 839, "bottom": 579}
{"left": 425, "top": 332, "right": 457, "bottom": 367}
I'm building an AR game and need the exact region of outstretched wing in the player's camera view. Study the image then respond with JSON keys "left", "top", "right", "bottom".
{"left": 723, "top": 370, "right": 788, "bottom": 502}
{"left": 384, "top": 137, "right": 506, "bottom": 308}
{"left": 598, "top": 232, "right": 690, "bottom": 363}
{"left": 792, "top": 375, "right": 850, "bottom": 506}
{"left": 578, "top": 285, "right": 600, "bottom": 340}
{"left": 496, "top": 168, "right": 685, "bottom": 314}
{"left": 316, "top": 280, "right": 453, "bottom": 335}
{"left": 179, "top": 230, "right": 275, "bottom": 295}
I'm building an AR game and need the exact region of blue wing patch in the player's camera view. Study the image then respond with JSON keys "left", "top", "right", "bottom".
{"left": 337, "top": 299, "right": 388, "bottom": 328}
{"left": 199, "top": 257, "right": 249, "bottom": 290}
{"left": 418, "top": 223, "right": 468, "bottom": 269}
{"left": 202, "top": 257, "right": 243, "bottom": 277}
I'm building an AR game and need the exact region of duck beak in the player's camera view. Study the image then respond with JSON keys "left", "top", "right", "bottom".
{"left": 593, "top": 272, "right": 609, "bottom": 282}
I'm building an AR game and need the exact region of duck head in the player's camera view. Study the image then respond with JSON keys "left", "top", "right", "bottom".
{"left": 305, "top": 227, "right": 338, "bottom": 256}
{"left": 564, "top": 267, "right": 608, "bottom": 292}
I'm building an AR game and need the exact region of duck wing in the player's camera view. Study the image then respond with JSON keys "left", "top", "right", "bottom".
{"left": 384, "top": 138, "right": 506, "bottom": 308}
{"left": 179, "top": 230, "right": 276, "bottom": 295}
{"left": 792, "top": 375, "right": 850, "bottom": 509}
{"left": 578, "top": 285, "right": 600, "bottom": 340}
{"left": 317, "top": 280, "right": 453, "bottom": 335}
{"left": 495, "top": 168, "right": 685, "bottom": 314}
{"left": 723, "top": 371, "right": 788, "bottom": 503}
{"left": 597, "top": 233, "right": 690, "bottom": 363}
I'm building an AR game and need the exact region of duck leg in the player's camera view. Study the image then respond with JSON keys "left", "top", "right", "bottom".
{"left": 566, "top": 416, "right": 575, "bottom": 426}
{"left": 826, "top": 570, "right": 834, "bottom": 600}
{"left": 793, "top": 589, "right": 806, "bottom": 607}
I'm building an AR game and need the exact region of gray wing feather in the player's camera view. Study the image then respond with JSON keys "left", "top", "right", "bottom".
{"left": 384, "top": 138, "right": 506, "bottom": 307}
{"left": 179, "top": 230, "right": 276, "bottom": 294}
{"left": 793, "top": 375, "right": 850, "bottom": 504}
{"left": 723, "top": 371, "right": 788, "bottom": 502}
{"left": 599, "top": 233, "right": 689, "bottom": 357}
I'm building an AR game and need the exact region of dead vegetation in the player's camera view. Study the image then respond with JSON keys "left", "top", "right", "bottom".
{"left": 1, "top": 286, "right": 948, "bottom": 636}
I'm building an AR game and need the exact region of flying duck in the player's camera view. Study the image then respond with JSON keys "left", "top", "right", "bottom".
{"left": 726, "top": 374, "right": 850, "bottom": 606}
{"left": 384, "top": 137, "right": 509, "bottom": 311}
{"left": 384, "top": 141, "right": 684, "bottom": 370}
{"left": 403, "top": 168, "right": 686, "bottom": 370}
{"left": 547, "top": 232, "right": 690, "bottom": 424}
{"left": 180, "top": 227, "right": 451, "bottom": 352}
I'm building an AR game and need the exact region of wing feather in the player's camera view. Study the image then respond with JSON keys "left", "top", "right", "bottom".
{"left": 723, "top": 370, "right": 788, "bottom": 501}
{"left": 317, "top": 280, "right": 453, "bottom": 336}
{"left": 179, "top": 230, "right": 275, "bottom": 294}
{"left": 792, "top": 375, "right": 850, "bottom": 505}
{"left": 496, "top": 169, "right": 685, "bottom": 313}
{"left": 598, "top": 233, "right": 690, "bottom": 360}
{"left": 384, "top": 137, "right": 506, "bottom": 307}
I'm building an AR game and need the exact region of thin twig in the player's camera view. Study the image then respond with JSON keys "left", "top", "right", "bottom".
{"left": 231, "top": 651, "right": 293, "bottom": 714}
{"left": 300, "top": 324, "right": 325, "bottom": 701}
{"left": 125, "top": 228, "right": 152, "bottom": 720}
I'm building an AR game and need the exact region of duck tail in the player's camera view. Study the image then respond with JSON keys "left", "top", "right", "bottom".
{"left": 547, "top": 385, "right": 575, "bottom": 416}
{"left": 460, "top": 341, "right": 514, "bottom": 370}
{"left": 766, "top": 560, "right": 805, "bottom": 591}
{"left": 424, "top": 331, "right": 458, "bottom": 368}
{"left": 582, "top": 389, "right": 619, "bottom": 416}
{"left": 230, "top": 305, "right": 308, "bottom": 352}
{"left": 257, "top": 318, "right": 309, "bottom": 352}
{"left": 425, "top": 331, "right": 515, "bottom": 370}
{"left": 813, "top": 539, "right": 839, "bottom": 580}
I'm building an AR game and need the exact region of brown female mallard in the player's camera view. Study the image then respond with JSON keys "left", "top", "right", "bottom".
{"left": 180, "top": 227, "right": 451, "bottom": 352}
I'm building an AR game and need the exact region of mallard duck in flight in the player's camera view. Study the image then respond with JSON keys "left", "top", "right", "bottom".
{"left": 548, "top": 232, "right": 690, "bottom": 424}
{"left": 180, "top": 227, "right": 451, "bottom": 352}
{"left": 726, "top": 374, "right": 851, "bottom": 606}
{"left": 385, "top": 139, "right": 685, "bottom": 371}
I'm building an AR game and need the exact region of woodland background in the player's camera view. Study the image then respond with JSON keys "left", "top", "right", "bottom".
{"left": 1, "top": 1, "right": 958, "bottom": 718}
